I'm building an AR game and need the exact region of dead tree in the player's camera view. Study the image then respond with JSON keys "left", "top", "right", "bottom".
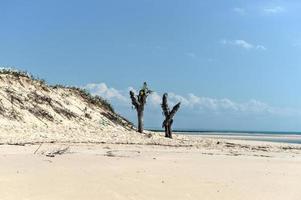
{"left": 161, "top": 93, "right": 180, "bottom": 138}
{"left": 130, "top": 82, "right": 152, "bottom": 133}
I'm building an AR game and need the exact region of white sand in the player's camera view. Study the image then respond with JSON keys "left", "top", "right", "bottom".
{"left": 0, "top": 141, "right": 300, "bottom": 200}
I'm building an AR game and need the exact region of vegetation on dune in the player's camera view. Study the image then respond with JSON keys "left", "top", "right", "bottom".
{"left": 67, "top": 87, "right": 134, "bottom": 128}
{"left": 0, "top": 68, "right": 115, "bottom": 113}
{"left": 71, "top": 87, "right": 115, "bottom": 113}
{"left": 0, "top": 68, "right": 46, "bottom": 85}
{"left": 0, "top": 68, "right": 32, "bottom": 78}
{"left": 0, "top": 68, "right": 134, "bottom": 129}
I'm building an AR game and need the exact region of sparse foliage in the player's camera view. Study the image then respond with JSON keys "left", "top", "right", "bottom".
{"left": 0, "top": 68, "right": 46, "bottom": 85}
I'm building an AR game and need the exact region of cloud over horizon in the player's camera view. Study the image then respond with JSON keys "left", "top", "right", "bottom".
{"left": 83, "top": 83, "right": 296, "bottom": 117}
{"left": 84, "top": 83, "right": 128, "bottom": 102}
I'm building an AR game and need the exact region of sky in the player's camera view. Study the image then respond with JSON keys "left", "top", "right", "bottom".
{"left": 1, "top": 0, "right": 301, "bottom": 131}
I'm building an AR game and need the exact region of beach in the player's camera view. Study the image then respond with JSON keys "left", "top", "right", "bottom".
{"left": 0, "top": 134, "right": 300, "bottom": 200}
{"left": 0, "top": 71, "right": 300, "bottom": 199}
{"left": 2, "top": 0, "right": 301, "bottom": 199}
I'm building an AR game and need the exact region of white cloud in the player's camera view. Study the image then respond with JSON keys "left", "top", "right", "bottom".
{"left": 168, "top": 93, "right": 190, "bottom": 106}
{"left": 221, "top": 39, "right": 266, "bottom": 51}
{"left": 84, "top": 83, "right": 297, "bottom": 116}
{"left": 233, "top": 7, "right": 246, "bottom": 15}
{"left": 127, "top": 86, "right": 137, "bottom": 94}
{"left": 156, "top": 94, "right": 287, "bottom": 115}
{"left": 144, "top": 92, "right": 297, "bottom": 116}
{"left": 263, "top": 6, "right": 285, "bottom": 14}
{"left": 148, "top": 92, "right": 162, "bottom": 106}
{"left": 84, "top": 83, "right": 128, "bottom": 102}
{"left": 234, "top": 40, "right": 253, "bottom": 49}
{"left": 255, "top": 45, "right": 267, "bottom": 50}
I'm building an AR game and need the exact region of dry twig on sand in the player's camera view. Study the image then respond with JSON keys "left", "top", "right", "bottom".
{"left": 45, "top": 146, "right": 70, "bottom": 157}
{"left": 34, "top": 143, "right": 43, "bottom": 154}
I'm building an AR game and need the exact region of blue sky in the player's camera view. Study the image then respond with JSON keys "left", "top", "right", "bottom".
{"left": 1, "top": 0, "right": 301, "bottom": 131}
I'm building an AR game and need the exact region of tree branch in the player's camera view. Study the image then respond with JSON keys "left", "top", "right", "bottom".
{"left": 169, "top": 102, "right": 181, "bottom": 119}
{"left": 161, "top": 93, "right": 170, "bottom": 117}
{"left": 130, "top": 91, "right": 140, "bottom": 109}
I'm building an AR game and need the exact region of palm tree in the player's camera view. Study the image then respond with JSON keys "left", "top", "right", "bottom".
{"left": 161, "top": 93, "right": 180, "bottom": 138}
{"left": 129, "top": 82, "right": 152, "bottom": 133}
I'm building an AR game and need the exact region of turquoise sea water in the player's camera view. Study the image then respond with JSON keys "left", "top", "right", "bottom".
{"left": 149, "top": 129, "right": 301, "bottom": 144}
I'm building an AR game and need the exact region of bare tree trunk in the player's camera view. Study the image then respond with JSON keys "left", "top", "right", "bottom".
{"left": 161, "top": 93, "right": 180, "bottom": 139}
{"left": 164, "top": 123, "right": 172, "bottom": 138}
{"left": 137, "top": 109, "right": 144, "bottom": 133}
{"left": 168, "top": 123, "right": 172, "bottom": 138}
{"left": 130, "top": 83, "right": 152, "bottom": 134}
{"left": 164, "top": 124, "right": 169, "bottom": 138}
{"left": 168, "top": 120, "right": 173, "bottom": 138}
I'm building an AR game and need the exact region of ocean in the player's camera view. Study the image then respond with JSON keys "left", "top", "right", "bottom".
{"left": 149, "top": 129, "right": 301, "bottom": 144}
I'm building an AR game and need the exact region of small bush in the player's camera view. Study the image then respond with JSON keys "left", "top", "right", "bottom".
{"left": 68, "top": 87, "right": 115, "bottom": 113}
{"left": 0, "top": 68, "right": 47, "bottom": 85}
{"left": 51, "top": 84, "right": 65, "bottom": 89}
{"left": 0, "top": 68, "right": 31, "bottom": 78}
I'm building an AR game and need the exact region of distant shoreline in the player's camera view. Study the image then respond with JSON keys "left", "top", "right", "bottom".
{"left": 149, "top": 129, "right": 301, "bottom": 144}
{"left": 149, "top": 129, "right": 301, "bottom": 135}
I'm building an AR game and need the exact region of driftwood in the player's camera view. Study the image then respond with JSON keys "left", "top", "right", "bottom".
{"left": 129, "top": 82, "right": 152, "bottom": 133}
{"left": 45, "top": 146, "right": 70, "bottom": 157}
{"left": 161, "top": 93, "right": 180, "bottom": 138}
